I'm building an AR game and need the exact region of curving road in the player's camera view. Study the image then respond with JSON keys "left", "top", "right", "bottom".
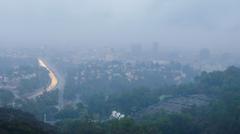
{"left": 27, "top": 58, "right": 63, "bottom": 99}
{"left": 38, "top": 58, "right": 58, "bottom": 92}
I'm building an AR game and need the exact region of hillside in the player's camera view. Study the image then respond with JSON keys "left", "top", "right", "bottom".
{"left": 0, "top": 108, "right": 56, "bottom": 134}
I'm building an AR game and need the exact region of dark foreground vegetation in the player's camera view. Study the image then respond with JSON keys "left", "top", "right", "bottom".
{"left": 2, "top": 66, "right": 240, "bottom": 134}
{"left": 0, "top": 108, "right": 56, "bottom": 134}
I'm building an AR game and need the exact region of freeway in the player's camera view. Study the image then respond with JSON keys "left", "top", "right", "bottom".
{"left": 27, "top": 58, "right": 63, "bottom": 99}
{"left": 38, "top": 59, "right": 58, "bottom": 92}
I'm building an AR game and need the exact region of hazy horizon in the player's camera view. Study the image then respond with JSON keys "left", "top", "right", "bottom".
{"left": 0, "top": 0, "right": 240, "bottom": 52}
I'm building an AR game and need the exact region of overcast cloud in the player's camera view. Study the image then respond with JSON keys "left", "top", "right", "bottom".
{"left": 0, "top": 0, "right": 239, "bottom": 51}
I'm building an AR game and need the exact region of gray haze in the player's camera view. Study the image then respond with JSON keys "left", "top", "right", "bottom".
{"left": 0, "top": 0, "right": 240, "bottom": 52}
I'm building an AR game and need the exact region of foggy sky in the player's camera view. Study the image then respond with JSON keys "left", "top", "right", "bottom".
{"left": 0, "top": 0, "right": 239, "bottom": 52}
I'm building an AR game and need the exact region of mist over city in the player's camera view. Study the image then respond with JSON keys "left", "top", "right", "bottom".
{"left": 0, "top": 0, "right": 240, "bottom": 134}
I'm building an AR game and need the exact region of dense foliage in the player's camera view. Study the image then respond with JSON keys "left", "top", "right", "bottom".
{"left": 2, "top": 62, "right": 240, "bottom": 133}
{"left": 63, "top": 61, "right": 197, "bottom": 100}
{"left": 0, "top": 108, "right": 56, "bottom": 134}
{"left": 56, "top": 66, "right": 240, "bottom": 134}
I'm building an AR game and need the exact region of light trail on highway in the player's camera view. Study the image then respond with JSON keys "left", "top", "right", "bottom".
{"left": 27, "top": 58, "right": 59, "bottom": 99}
{"left": 38, "top": 58, "right": 58, "bottom": 92}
